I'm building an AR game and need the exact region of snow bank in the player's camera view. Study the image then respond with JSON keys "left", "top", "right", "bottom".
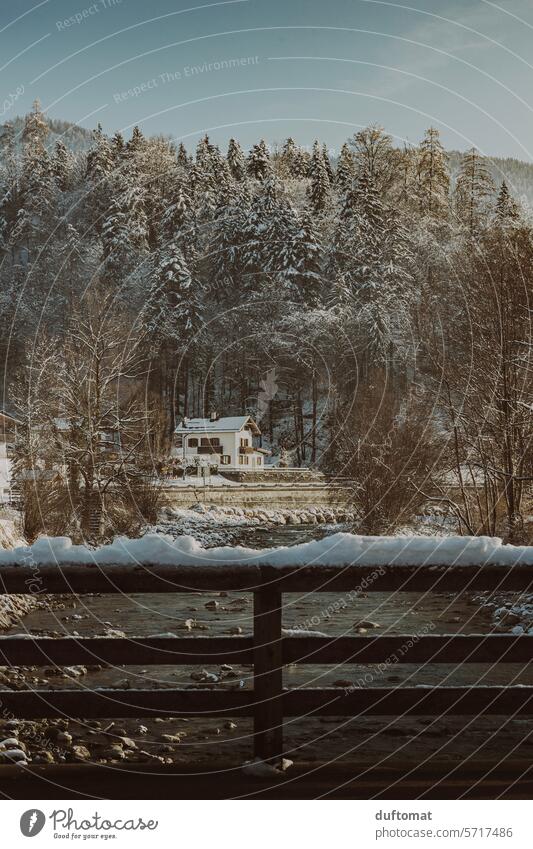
{"left": 0, "top": 532, "right": 531, "bottom": 568}
{"left": 0, "top": 517, "right": 43, "bottom": 629}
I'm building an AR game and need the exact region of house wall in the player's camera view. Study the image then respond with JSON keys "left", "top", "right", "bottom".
{"left": 174, "top": 426, "right": 263, "bottom": 469}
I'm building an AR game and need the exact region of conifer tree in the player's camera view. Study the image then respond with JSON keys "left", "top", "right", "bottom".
{"left": 416, "top": 127, "right": 450, "bottom": 218}
{"left": 335, "top": 142, "right": 355, "bottom": 193}
{"left": 227, "top": 138, "right": 246, "bottom": 180}
{"left": 495, "top": 179, "right": 520, "bottom": 222}
{"left": 455, "top": 147, "right": 495, "bottom": 236}
{"left": 307, "top": 140, "right": 330, "bottom": 213}
{"left": 52, "top": 140, "right": 73, "bottom": 191}
{"left": 247, "top": 139, "right": 271, "bottom": 180}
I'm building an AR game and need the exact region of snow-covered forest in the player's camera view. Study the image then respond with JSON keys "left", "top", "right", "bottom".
{"left": 1, "top": 101, "right": 532, "bottom": 541}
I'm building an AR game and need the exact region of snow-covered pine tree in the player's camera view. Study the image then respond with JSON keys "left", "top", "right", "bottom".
{"left": 52, "top": 140, "right": 73, "bottom": 192}
{"left": 20, "top": 100, "right": 57, "bottom": 256}
{"left": 416, "top": 127, "right": 449, "bottom": 218}
{"left": 274, "top": 211, "right": 323, "bottom": 306}
{"left": 331, "top": 169, "right": 414, "bottom": 361}
{"left": 145, "top": 239, "right": 201, "bottom": 340}
{"left": 454, "top": 147, "right": 495, "bottom": 236}
{"left": 227, "top": 138, "right": 246, "bottom": 180}
{"left": 101, "top": 170, "right": 148, "bottom": 284}
{"left": 335, "top": 142, "right": 355, "bottom": 193}
{"left": 495, "top": 179, "right": 520, "bottom": 222}
{"left": 291, "top": 145, "right": 309, "bottom": 179}
{"left": 322, "top": 144, "right": 334, "bottom": 183}
{"left": 111, "top": 131, "right": 126, "bottom": 162}
{"left": 85, "top": 124, "right": 115, "bottom": 233}
{"left": 126, "top": 125, "right": 145, "bottom": 158}
{"left": 247, "top": 139, "right": 271, "bottom": 180}
{"left": 307, "top": 140, "right": 330, "bottom": 213}
{"left": 0, "top": 122, "right": 20, "bottom": 252}
{"left": 177, "top": 142, "right": 189, "bottom": 169}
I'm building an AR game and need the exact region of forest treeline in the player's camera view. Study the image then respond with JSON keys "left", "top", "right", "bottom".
{"left": 0, "top": 101, "right": 532, "bottom": 540}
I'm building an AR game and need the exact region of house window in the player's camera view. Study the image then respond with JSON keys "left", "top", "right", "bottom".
{"left": 201, "top": 437, "right": 220, "bottom": 446}
{"left": 239, "top": 455, "right": 249, "bottom": 465}
{"left": 221, "top": 455, "right": 231, "bottom": 465}
{"left": 240, "top": 437, "right": 249, "bottom": 447}
{"left": 175, "top": 436, "right": 183, "bottom": 448}
{"left": 188, "top": 438, "right": 198, "bottom": 448}
{"left": 257, "top": 457, "right": 262, "bottom": 465}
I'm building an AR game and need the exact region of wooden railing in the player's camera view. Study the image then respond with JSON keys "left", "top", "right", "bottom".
{"left": 1, "top": 561, "right": 533, "bottom": 764}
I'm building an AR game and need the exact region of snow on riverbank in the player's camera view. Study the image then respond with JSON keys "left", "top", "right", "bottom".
{"left": 152, "top": 504, "right": 354, "bottom": 547}
{"left": 0, "top": 531, "right": 532, "bottom": 568}
{"left": 0, "top": 515, "right": 41, "bottom": 629}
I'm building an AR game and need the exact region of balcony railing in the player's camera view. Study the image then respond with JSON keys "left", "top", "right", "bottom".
{"left": 1, "top": 562, "right": 533, "bottom": 767}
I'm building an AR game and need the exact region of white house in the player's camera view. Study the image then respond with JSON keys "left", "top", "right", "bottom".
{"left": 173, "top": 413, "right": 268, "bottom": 470}
{"left": 0, "top": 409, "right": 20, "bottom": 503}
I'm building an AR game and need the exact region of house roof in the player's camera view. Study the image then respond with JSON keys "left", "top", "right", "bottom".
{"left": 0, "top": 408, "right": 22, "bottom": 425}
{"left": 174, "top": 415, "right": 261, "bottom": 436}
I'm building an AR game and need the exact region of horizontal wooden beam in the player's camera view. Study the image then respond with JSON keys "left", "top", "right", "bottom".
{"left": 1, "top": 563, "right": 532, "bottom": 594}
{"left": 0, "top": 688, "right": 255, "bottom": 718}
{"left": 0, "top": 636, "right": 254, "bottom": 667}
{"left": 2, "top": 686, "right": 532, "bottom": 720}
{"left": 283, "top": 635, "right": 533, "bottom": 665}
{"left": 283, "top": 686, "right": 533, "bottom": 716}
{"left": 1, "top": 634, "right": 531, "bottom": 667}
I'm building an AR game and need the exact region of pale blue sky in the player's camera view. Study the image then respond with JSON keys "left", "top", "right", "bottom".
{"left": 2, "top": 0, "right": 533, "bottom": 158}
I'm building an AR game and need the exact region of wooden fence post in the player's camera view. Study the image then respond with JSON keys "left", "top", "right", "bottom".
{"left": 253, "top": 587, "right": 283, "bottom": 763}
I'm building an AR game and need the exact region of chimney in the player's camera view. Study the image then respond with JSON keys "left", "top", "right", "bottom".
{"left": 209, "top": 410, "right": 218, "bottom": 422}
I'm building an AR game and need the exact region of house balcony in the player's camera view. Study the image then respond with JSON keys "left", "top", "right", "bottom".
{"left": 197, "top": 446, "right": 221, "bottom": 455}
{"left": 239, "top": 446, "right": 255, "bottom": 454}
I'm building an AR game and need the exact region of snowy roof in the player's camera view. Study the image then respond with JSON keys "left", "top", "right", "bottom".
{"left": 0, "top": 408, "right": 21, "bottom": 425}
{"left": 174, "top": 416, "right": 261, "bottom": 435}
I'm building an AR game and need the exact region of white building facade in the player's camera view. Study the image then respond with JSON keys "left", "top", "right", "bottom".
{"left": 173, "top": 414, "right": 267, "bottom": 470}
{"left": 0, "top": 410, "right": 20, "bottom": 503}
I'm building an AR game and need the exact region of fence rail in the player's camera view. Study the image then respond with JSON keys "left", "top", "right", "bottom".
{"left": 1, "top": 562, "right": 533, "bottom": 763}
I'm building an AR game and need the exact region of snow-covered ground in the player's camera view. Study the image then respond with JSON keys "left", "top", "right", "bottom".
{"left": 0, "top": 515, "right": 41, "bottom": 628}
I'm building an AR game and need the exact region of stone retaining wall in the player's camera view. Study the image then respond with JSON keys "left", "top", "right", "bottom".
{"left": 160, "top": 483, "right": 351, "bottom": 510}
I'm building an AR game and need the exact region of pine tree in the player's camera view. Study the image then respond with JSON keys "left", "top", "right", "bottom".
{"left": 247, "top": 139, "right": 271, "bottom": 180}
{"left": 335, "top": 142, "right": 355, "bottom": 193}
{"left": 85, "top": 124, "right": 115, "bottom": 232}
{"left": 455, "top": 147, "right": 495, "bottom": 236}
{"left": 52, "top": 140, "right": 73, "bottom": 191}
{"left": 495, "top": 180, "right": 520, "bottom": 222}
{"left": 111, "top": 131, "right": 126, "bottom": 162}
{"left": 416, "top": 127, "right": 449, "bottom": 218}
{"left": 275, "top": 211, "right": 323, "bottom": 305}
{"left": 126, "top": 126, "right": 145, "bottom": 158}
{"left": 307, "top": 140, "right": 330, "bottom": 213}
{"left": 101, "top": 172, "right": 148, "bottom": 283}
{"left": 322, "top": 144, "right": 334, "bottom": 183}
{"left": 177, "top": 143, "right": 189, "bottom": 168}
{"left": 332, "top": 170, "right": 414, "bottom": 360}
{"left": 20, "top": 100, "right": 57, "bottom": 254}
{"left": 280, "top": 137, "right": 297, "bottom": 177}
{"left": 291, "top": 145, "right": 308, "bottom": 179}
{"left": 0, "top": 122, "right": 20, "bottom": 249}
{"left": 145, "top": 240, "right": 202, "bottom": 342}
{"left": 227, "top": 138, "right": 246, "bottom": 180}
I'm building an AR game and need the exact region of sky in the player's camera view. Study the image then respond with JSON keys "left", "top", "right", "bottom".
{"left": 2, "top": 0, "right": 533, "bottom": 159}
